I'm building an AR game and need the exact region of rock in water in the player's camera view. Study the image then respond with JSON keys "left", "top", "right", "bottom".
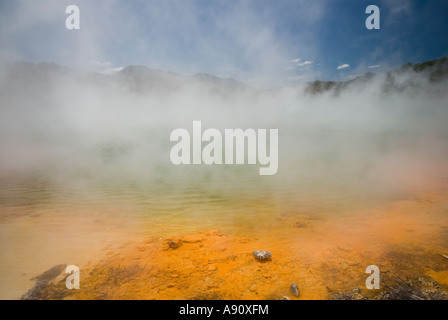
{"left": 252, "top": 250, "right": 272, "bottom": 261}
{"left": 33, "top": 264, "right": 67, "bottom": 282}
{"left": 290, "top": 283, "right": 300, "bottom": 297}
{"left": 22, "top": 264, "right": 67, "bottom": 300}
{"left": 21, "top": 280, "right": 48, "bottom": 300}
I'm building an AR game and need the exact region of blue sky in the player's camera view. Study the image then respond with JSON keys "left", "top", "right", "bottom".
{"left": 1, "top": 0, "right": 447, "bottom": 86}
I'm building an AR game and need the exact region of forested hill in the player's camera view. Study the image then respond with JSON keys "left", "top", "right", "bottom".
{"left": 305, "top": 57, "right": 448, "bottom": 95}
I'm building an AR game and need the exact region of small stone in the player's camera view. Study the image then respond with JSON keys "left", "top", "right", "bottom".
{"left": 168, "top": 239, "right": 182, "bottom": 249}
{"left": 249, "top": 284, "right": 257, "bottom": 292}
{"left": 252, "top": 250, "right": 272, "bottom": 261}
{"left": 208, "top": 265, "right": 217, "bottom": 271}
{"left": 290, "top": 283, "right": 300, "bottom": 297}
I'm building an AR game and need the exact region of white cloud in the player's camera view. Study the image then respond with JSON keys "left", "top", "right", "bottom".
{"left": 297, "top": 60, "right": 313, "bottom": 67}
{"left": 368, "top": 65, "right": 381, "bottom": 69}
{"left": 337, "top": 64, "right": 350, "bottom": 70}
{"left": 286, "top": 59, "right": 313, "bottom": 70}
{"left": 100, "top": 67, "right": 124, "bottom": 75}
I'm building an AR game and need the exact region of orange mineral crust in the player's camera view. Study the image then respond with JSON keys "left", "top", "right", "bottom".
{"left": 19, "top": 184, "right": 448, "bottom": 300}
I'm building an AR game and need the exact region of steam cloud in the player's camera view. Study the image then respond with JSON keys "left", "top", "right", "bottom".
{"left": 1, "top": 61, "right": 447, "bottom": 205}
{"left": 0, "top": 0, "right": 447, "bottom": 206}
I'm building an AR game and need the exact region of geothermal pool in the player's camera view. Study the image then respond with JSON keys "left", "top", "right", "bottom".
{"left": 0, "top": 158, "right": 447, "bottom": 299}
{"left": 1, "top": 64, "right": 448, "bottom": 299}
